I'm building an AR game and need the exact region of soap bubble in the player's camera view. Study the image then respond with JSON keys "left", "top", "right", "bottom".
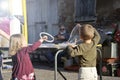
{"left": 67, "top": 24, "right": 82, "bottom": 44}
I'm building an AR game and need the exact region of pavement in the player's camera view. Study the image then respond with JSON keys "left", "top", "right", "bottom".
{"left": 1, "top": 62, "right": 120, "bottom": 80}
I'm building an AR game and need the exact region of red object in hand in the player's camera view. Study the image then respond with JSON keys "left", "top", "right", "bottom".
{"left": 102, "top": 66, "right": 107, "bottom": 72}
{"left": 114, "top": 31, "right": 120, "bottom": 42}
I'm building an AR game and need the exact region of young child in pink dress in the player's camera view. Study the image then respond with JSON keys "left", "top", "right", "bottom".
{"left": 9, "top": 34, "right": 47, "bottom": 80}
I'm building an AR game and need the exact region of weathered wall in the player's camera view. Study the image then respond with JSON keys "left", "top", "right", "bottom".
{"left": 95, "top": 0, "right": 120, "bottom": 31}
{"left": 58, "top": 0, "right": 75, "bottom": 32}
{"left": 58, "top": 0, "right": 120, "bottom": 29}
{"left": 26, "top": 0, "right": 59, "bottom": 43}
{"left": 97, "top": 0, "right": 120, "bottom": 18}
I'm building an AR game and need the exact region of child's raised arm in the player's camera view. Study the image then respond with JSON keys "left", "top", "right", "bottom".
{"left": 93, "top": 28, "right": 101, "bottom": 45}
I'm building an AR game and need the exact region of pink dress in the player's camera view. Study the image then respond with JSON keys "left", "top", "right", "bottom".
{"left": 11, "top": 41, "right": 41, "bottom": 80}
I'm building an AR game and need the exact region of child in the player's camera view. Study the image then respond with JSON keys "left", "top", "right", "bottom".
{"left": 66, "top": 24, "right": 100, "bottom": 80}
{"left": 9, "top": 34, "right": 47, "bottom": 80}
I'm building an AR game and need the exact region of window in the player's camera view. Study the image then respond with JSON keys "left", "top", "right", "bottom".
{"left": 74, "top": 0, "right": 97, "bottom": 22}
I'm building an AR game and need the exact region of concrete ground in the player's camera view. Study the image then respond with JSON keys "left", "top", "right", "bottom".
{"left": 2, "top": 62, "right": 120, "bottom": 80}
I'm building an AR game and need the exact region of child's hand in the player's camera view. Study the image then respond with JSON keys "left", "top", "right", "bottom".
{"left": 68, "top": 43, "right": 77, "bottom": 48}
{"left": 42, "top": 36, "right": 48, "bottom": 41}
{"left": 39, "top": 36, "right": 48, "bottom": 42}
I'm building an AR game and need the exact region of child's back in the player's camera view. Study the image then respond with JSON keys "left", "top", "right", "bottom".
{"left": 66, "top": 24, "right": 100, "bottom": 80}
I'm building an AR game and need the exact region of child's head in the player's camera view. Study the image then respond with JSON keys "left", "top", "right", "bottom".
{"left": 9, "top": 34, "right": 26, "bottom": 55}
{"left": 80, "top": 24, "right": 94, "bottom": 41}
